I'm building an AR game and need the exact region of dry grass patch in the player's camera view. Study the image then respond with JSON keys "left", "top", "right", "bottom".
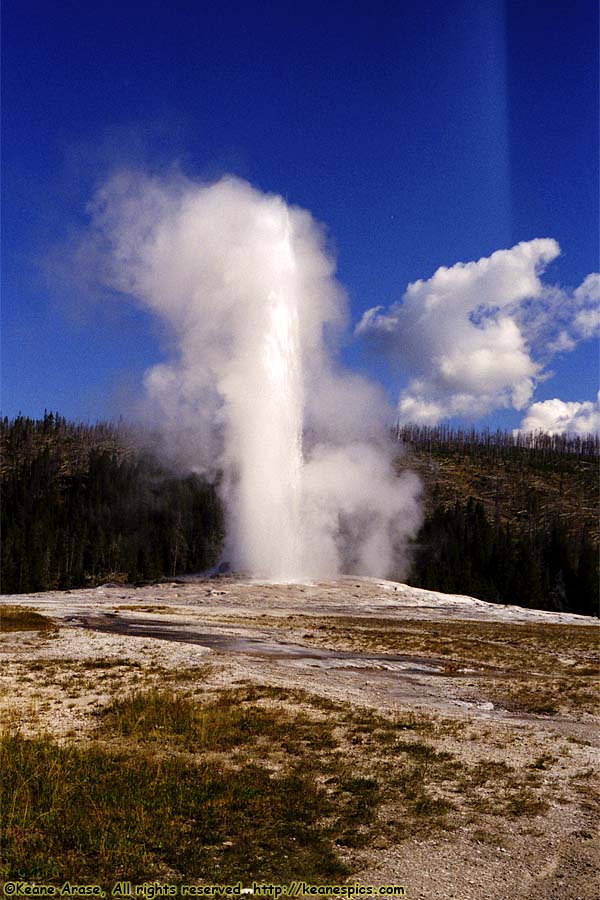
{"left": 1, "top": 684, "right": 562, "bottom": 885}
{"left": 479, "top": 674, "right": 599, "bottom": 717}
{"left": 287, "top": 617, "right": 599, "bottom": 672}
{"left": 247, "top": 616, "right": 598, "bottom": 718}
{"left": 96, "top": 687, "right": 337, "bottom": 755}
{"left": 0, "top": 605, "right": 57, "bottom": 633}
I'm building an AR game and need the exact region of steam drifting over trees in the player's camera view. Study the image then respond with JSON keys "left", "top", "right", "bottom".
{"left": 1, "top": 414, "right": 224, "bottom": 592}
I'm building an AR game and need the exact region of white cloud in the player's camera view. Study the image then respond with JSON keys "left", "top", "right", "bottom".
{"left": 575, "top": 272, "right": 600, "bottom": 305}
{"left": 356, "top": 240, "right": 599, "bottom": 424}
{"left": 546, "top": 330, "right": 577, "bottom": 354}
{"left": 518, "top": 393, "right": 600, "bottom": 435}
{"left": 514, "top": 271, "right": 600, "bottom": 352}
{"left": 573, "top": 306, "right": 600, "bottom": 340}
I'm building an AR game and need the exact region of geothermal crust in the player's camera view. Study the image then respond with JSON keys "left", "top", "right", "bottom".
{"left": 1, "top": 577, "right": 598, "bottom": 900}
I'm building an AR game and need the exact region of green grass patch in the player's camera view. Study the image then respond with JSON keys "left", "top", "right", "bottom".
{"left": 1, "top": 685, "right": 557, "bottom": 883}
{"left": 0, "top": 732, "right": 347, "bottom": 884}
{"left": 97, "top": 688, "right": 337, "bottom": 753}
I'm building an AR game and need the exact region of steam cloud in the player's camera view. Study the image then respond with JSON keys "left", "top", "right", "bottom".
{"left": 85, "top": 171, "right": 421, "bottom": 580}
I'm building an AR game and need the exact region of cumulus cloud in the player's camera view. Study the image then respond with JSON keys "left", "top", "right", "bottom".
{"left": 356, "top": 240, "right": 599, "bottom": 425}
{"left": 518, "top": 393, "right": 600, "bottom": 435}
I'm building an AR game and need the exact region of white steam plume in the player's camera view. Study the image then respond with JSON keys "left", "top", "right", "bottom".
{"left": 85, "top": 171, "right": 421, "bottom": 579}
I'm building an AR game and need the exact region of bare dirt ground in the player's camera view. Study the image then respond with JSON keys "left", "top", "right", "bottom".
{"left": 1, "top": 576, "right": 599, "bottom": 900}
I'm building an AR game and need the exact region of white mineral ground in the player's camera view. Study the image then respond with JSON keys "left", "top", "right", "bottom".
{"left": 1, "top": 576, "right": 598, "bottom": 900}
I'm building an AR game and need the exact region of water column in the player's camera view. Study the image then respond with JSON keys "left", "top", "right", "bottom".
{"left": 232, "top": 204, "right": 304, "bottom": 579}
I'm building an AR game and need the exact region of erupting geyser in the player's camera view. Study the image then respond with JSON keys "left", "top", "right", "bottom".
{"left": 229, "top": 209, "right": 304, "bottom": 579}
{"left": 85, "top": 172, "right": 422, "bottom": 580}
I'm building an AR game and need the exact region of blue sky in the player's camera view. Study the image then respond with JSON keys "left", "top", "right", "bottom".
{"left": 2, "top": 0, "right": 598, "bottom": 432}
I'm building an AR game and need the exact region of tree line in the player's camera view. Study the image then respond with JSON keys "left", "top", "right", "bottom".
{"left": 398, "top": 423, "right": 598, "bottom": 616}
{"left": 396, "top": 423, "right": 600, "bottom": 464}
{"left": 1, "top": 414, "right": 224, "bottom": 592}
{"left": 406, "top": 497, "right": 598, "bottom": 617}
{"left": 1, "top": 413, "right": 598, "bottom": 615}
